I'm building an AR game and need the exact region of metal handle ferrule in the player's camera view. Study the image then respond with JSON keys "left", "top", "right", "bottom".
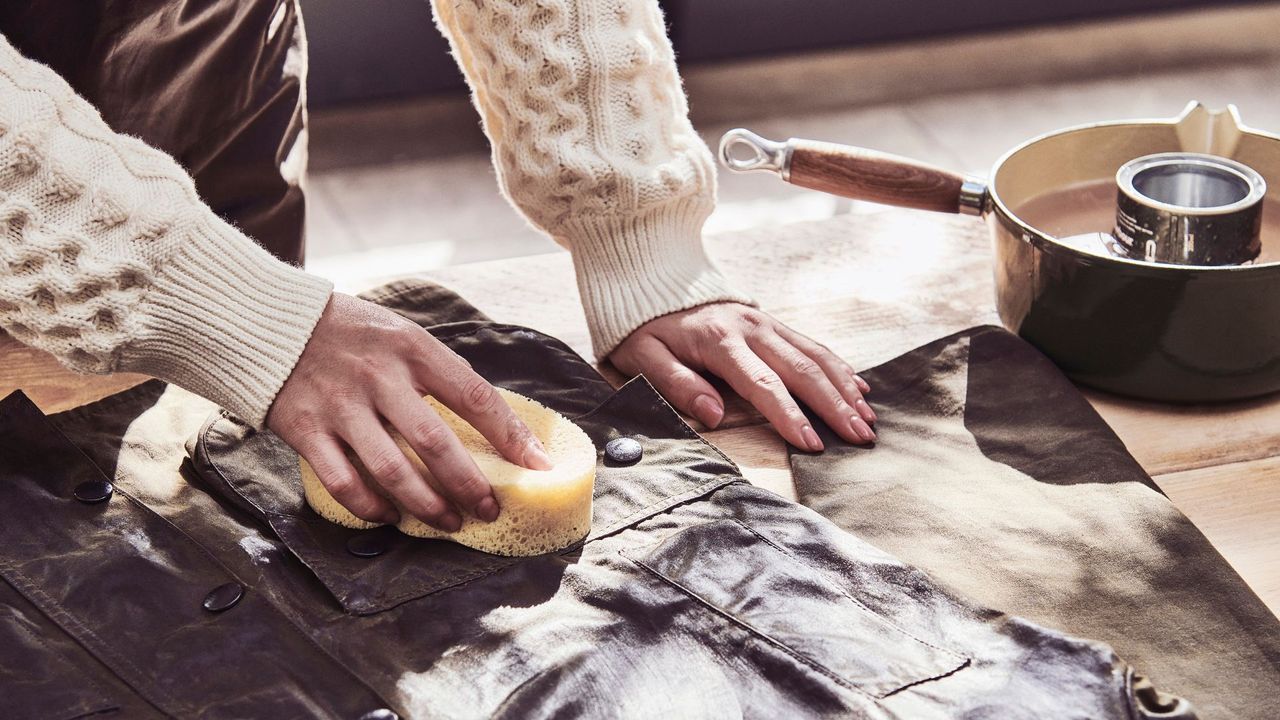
{"left": 958, "top": 179, "right": 988, "bottom": 216}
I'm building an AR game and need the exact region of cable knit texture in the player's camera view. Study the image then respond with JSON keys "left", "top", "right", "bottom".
{"left": 432, "top": 0, "right": 755, "bottom": 356}
{"left": 0, "top": 36, "right": 332, "bottom": 427}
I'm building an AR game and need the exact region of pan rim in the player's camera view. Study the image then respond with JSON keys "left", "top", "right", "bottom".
{"left": 988, "top": 112, "right": 1280, "bottom": 277}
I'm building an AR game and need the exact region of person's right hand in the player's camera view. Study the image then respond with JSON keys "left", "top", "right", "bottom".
{"left": 266, "top": 292, "right": 552, "bottom": 531}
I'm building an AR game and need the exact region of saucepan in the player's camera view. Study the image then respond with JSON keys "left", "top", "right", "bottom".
{"left": 718, "top": 102, "right": 1280, "bottom": 402}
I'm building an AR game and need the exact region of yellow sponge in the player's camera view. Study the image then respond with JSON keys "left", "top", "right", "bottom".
{"left": 299, "top": 388, "right": 596, "bottom": 556}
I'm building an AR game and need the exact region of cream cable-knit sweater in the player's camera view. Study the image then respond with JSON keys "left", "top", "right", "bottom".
{"left": 0, "top": 1, "right": 748, "bottom": 426}
{"left": 432, "top": 0, "right": 753, "bottom": 352}
{"left": 0, "top": 36, "right": 333, "bottom": 427}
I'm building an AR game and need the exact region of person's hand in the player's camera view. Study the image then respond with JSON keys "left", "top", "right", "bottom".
{"left": 609, "top": 302, "right": 876, "bottom": 451}
{"left": 267, "top": 293, "right": 552, "bottom": 530}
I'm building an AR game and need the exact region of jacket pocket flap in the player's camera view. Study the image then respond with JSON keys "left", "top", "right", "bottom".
{"left": 625, "top": 519, "right": 969, "bottom": 699}
{"left": 191, "top": 377, "right": 741, "bottom": 615}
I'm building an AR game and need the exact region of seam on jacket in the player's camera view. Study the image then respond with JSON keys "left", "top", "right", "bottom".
{"left": 3, "top": 599, "right": 123, "bottom": 716}
{"left": 729, "top": 519, "right": 970, "bottom": 670}
{"left": 620, "top": 518, "right": 971, "bottom": 700}
{"left": 587, "top": 474, "right": 741, "bottom": 544}
{"left": 570, "top": 373, "right": 741, "bottom": 473}
{"left": 0, "top": 564, "right": 177, "bottom": 717}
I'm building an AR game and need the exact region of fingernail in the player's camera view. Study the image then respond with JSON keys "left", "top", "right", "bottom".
{"left": 801, "top": 425, "right": 824, "bottom": 452}
{"left": 854, "top": 374, "right": 871, "bottom": 393}
{"left": 440, "top": 511, "right": 463, "bottom": 533}
{"left": 524, "top": 440, "right": 553, "bottom": 471}
{"left": 692, "top": 394, "right": 724, "bottom": 428}
{"left": 476, "top": 496, "right": 500, "bottom": 522}
{"left": 855, "top": 398, "right": 878, "bottom": 424}
{"left": 850, "top": 416, "right": 877, "bottom": 443}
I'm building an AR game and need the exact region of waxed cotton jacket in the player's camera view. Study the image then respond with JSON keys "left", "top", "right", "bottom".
{"left": 0, "top": 280, "right": 1194, "bottom": 719}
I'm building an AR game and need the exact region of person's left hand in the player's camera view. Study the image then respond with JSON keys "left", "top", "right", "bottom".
{"left": 608, "top": 302, "right": 876, "bottom": 452}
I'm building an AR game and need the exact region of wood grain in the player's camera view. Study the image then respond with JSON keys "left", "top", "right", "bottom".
{"left": 0, "top": 334, "right": 146, "bottom": 413}
{"left": 1155, "top": 456, "right": 1280, "bottom": 611}
{"left": 1085, "top": 389, "right": 1280, "bottom": 476}
{"left": 789, "top": 139, "right": 966, "bottom": 213}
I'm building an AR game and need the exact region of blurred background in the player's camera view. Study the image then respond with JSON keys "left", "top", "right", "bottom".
{"left": 299, "top": 0, "right": 1280, "bottom": 290}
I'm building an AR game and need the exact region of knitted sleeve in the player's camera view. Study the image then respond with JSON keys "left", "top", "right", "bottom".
{"left": 431, "top": 0, "right": 755, "bottom": 357}
{"left": 0, "top": 36, "right": 332, "bottom": 427}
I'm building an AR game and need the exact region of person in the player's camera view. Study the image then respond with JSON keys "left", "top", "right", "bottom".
{"left": 0, "top": 0, "right": 875, "bottom": 533}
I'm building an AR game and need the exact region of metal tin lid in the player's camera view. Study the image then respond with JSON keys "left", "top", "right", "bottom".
{"left": 1114, "top": 152, "right": 1265, "bottom": 265}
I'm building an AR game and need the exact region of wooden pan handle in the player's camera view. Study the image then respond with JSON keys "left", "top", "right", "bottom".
{"left": 788, "top": 139, "right": 966, "bottom": 214}
{"left": 719, "top": 129, "right": 984, "bottom": 215}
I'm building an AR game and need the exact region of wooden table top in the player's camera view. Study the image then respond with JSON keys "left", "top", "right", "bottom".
{"left": 3, "top": 209, "right": 1276, "bottom": 615}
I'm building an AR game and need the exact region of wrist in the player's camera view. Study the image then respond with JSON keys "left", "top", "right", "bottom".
{"left": 557, "top": 198, "right": 755, "bottom": 358}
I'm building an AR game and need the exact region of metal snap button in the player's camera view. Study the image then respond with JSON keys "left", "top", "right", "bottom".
{"left": 346, "top": 530, "right": 389, "bottom": 558}
{"left": 73, "top": 480, "right": 113, "bottom": 504}
{"left": 358, "top": 710, "right": 399, "bottom": 720}
{"left": 202, "top": 582, "right": 244, "bottom": 613}
{"left": 604, "top": 437, "right": 642, "bottom": 465}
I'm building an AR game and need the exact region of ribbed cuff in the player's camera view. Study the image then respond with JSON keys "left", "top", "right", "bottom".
{"left": 558, "top": 198, "right": 756, "bottom": 358}
{"left": 118, "top": 211, "right": 333, "bottom": 428}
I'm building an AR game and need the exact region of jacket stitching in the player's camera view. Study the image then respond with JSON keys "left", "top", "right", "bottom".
{"left": 727, "top": 519, "right": 970, "bottom": 666}
{"left": 620, "top": 519, "right": 970, "bottom": 700}
{"left": 0, "top": 565, "right": 179, "bottom": 717}
{"left": 5, "top": 608, "right": 122, "bottom": 715}
{"left": 624, "top": 553, "right": 883, "bottom": 700}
